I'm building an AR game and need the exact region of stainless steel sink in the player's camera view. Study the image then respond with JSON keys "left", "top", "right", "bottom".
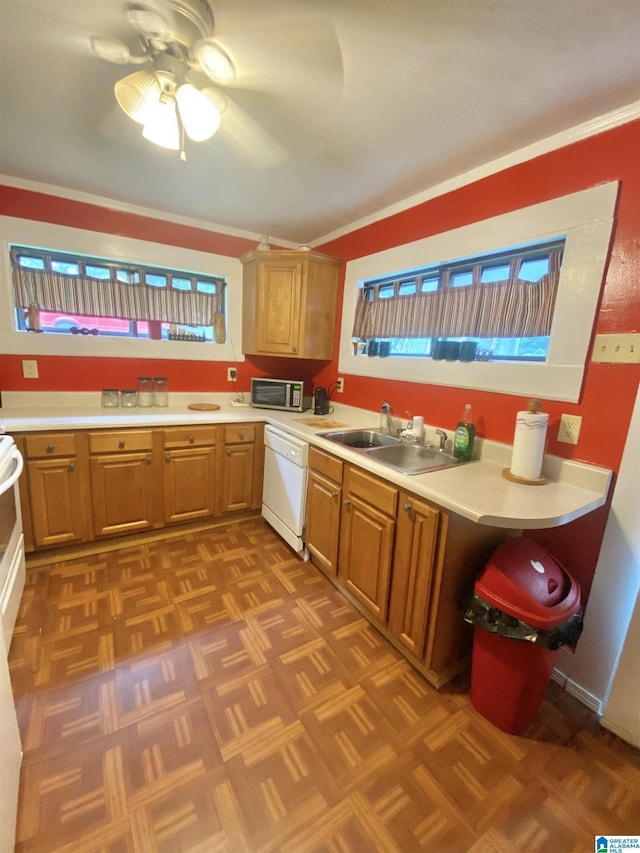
{"left": 317, "top": 429, "right": 402, "bottom": 449}
{"left": 317, "top": 428, "right": 463, "bottom": 474}
{"left": 366, "top": 442, "right": 461, "bottom": 474}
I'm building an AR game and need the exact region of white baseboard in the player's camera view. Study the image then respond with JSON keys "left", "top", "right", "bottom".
{"left": 552, "top": 667, "right": 602, "bottom": 714}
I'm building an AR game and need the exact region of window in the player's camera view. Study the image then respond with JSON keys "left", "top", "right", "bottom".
{"left": 339, "top": 182, "right": 617, "bottom": 402}
{"left": 10, "top": 246, "right": 227, "bottom": 343}
{"left": 355, "top": 239, "right": 564, "bottom": 363}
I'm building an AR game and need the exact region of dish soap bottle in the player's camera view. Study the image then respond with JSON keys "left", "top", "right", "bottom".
{"left": 454, "top": 403, "right": 475, "bottom": 461}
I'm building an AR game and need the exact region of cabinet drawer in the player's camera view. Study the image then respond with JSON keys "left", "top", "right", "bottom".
{"left": 25, "top": 433, "right": 77, "bottom": 458}
{"left": 163, "top": 426, "right": 216, "bottom": 448}
{"left": 224, "top": 424, "right": 255, "bottom": 444}
{"left": 89, "top": 430, "right": 153, "bottom": 454}
{"left": 345, "top": 465, "right": 398, "bottom": 517}
{"left": 309, "top": 446, "right": 343, "bottom": 484}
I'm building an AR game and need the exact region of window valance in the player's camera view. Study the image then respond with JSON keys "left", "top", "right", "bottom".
{"left": 353, "top": 249, "right": 562, "bottom": 340}
{"left": 12, "top": 266, "right": 223, "bottom": 328}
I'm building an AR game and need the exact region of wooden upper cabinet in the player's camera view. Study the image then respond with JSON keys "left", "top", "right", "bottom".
{"left": 241, "top": 249, "right": 342, "bottom": 359}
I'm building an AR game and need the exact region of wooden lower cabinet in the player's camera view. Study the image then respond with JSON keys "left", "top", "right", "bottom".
{"left": 388, "top": 491, "right": 441, "bottom": 660}
{"left": 17, "top": 421, "right": 263, "bottom": 553}
{"left": 218, "top": 423, "right": 263, "bottom": 515}
{"left": 22, "top": 432, "right": 89, "bottom": 549}
{"left": 338, "top": 465, "right": 397, "bottom": 621}
{"left": 162, "top": 427, "right": 216, "bottom": 524}
{"left": 89, "top": 429, "right": 155, "bottom": 537}
{"left": 305, "top": 447, "right": 342, "bottom": 575}
{"left": 307, "top": 449, "right": 506, "bottom": 688}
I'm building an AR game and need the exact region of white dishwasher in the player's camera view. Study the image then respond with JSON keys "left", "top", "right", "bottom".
{"left": 262, "top": 425, "right": 309, "bottom": 556}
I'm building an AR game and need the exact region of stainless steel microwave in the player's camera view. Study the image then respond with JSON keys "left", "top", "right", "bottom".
{"left": 250, "top": 378, "right": 311, "bottom": 412}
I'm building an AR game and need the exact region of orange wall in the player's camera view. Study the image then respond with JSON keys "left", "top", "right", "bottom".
{"left": 1, "top": 119, "right": 639, "bottom": 601}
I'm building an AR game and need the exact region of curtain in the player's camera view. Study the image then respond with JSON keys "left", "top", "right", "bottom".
{"left": 12, "top": 266, "right": 224, "bottom": 328}
{"left": 353, "top": 250, "right": 562, "bottom": 340}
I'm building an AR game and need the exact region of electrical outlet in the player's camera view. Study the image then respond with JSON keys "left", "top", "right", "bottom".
{"left": 336, "top": 377, "right": 344, "bottom": 393}
{"left": 22, "top": 359, "right": 39, "bottom": 379}
{"left": 227, "top": 367, "right": 237, "bottom": 382}
{"left": 558, "top": 413, "right": 582, "bottom": 445}
{"left": 592, "top": 333, "right": 640, "bottom": 363}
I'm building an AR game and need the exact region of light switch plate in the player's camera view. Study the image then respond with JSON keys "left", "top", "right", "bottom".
{"left": 558, "top": 414, "right": 582, "bottom": 445}
{"left": 592, "top": 333, "right": 640, "bottom": 363}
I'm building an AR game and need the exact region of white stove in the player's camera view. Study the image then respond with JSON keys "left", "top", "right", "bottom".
{"left": 0, "top": 432, "right": 25, "bottom": 852}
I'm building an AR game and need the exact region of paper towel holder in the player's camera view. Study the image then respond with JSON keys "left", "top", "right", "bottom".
{"left": 501, "top": 398, "right": 547, "bottom": 485}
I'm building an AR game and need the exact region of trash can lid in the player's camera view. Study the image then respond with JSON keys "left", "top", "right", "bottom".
{"left": 475, "top": 538, "right": 581, "bottom": 628}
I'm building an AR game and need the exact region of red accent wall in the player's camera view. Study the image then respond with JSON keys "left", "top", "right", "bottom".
{"left": 1, "top": 119, "right": 639, "bottom": 601}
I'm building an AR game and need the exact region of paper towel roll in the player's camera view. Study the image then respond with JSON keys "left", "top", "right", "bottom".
{"left": 510, "top": 406, "right": 548, "bottom": 480}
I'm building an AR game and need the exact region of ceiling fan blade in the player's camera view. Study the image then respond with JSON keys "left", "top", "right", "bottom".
{"left": 204, "top": 3, "right": 344, "bottom": 101}
{"left": 202, "top": 88, "right": 287, "bottom": 169}
{"left": 90, "top": 35, "right": 132, "bottom": 64}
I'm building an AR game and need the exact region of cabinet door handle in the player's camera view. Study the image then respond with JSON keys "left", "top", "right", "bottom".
{"left": 68, "top": 461, "right": 75, "bottom": 472}
{"left": 146, "top": 455, "right": 152, "bottom": 464}
{"left": 226, "top": 448, "right": 231, "bottom": 456}
{"left": 331, "top": 490, "right": 338, "bottom": 499}
{"left": 403, "top": 503, "right": 412, "bottom": 512}
{"left": 165, "top": 453, "right": 171, "bottom": 463}
{"left": 188, "top": 435, "right": 195, "bottom": 444}
{"left": 47, "top": 444, "right": 54, "bottom": 453}
{"left": 119, "top": 440, "right": 125, "bottom": 449}
{"left": 291, "top": 346, "right": 297, "bottom": 353}
{"left": 343, "top": 499, "right": 351, "bottom": 508}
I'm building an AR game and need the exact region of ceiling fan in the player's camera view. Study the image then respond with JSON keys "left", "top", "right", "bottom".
{"left": 90, "top": 0, "right": 284, "bottom": 161}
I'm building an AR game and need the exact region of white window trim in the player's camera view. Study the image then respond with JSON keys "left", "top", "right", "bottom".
{"left": 0, "top": 216, "right": 244, "bottom": 362}
{"left": 338, "top": 182, "right": 618, "bottom": 403}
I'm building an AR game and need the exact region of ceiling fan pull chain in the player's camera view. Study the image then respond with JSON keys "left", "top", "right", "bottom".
{"left": 180, "top": 121, "right": 186, "bottom": 162}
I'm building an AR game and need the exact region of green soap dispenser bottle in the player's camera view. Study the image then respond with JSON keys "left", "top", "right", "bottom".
{"left": 454, "top": 403, "right": 475, "bottom": 461}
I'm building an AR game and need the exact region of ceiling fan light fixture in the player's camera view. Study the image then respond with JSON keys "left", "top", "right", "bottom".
{"left": 142, "top": 89, "right": 180, "bottom": 150}
{"left": 176, "top": 82, "right": 221, "bottom": 141}
{"left": 196, "top": 40, "right": 235, "bottom": 83}
{"left": 115, "top": 70, "right": 161, "bottom": 124}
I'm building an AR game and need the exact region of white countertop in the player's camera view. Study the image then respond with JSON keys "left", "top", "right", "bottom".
{"left": 0, "top": 392, "right": 612, "bottom": 531}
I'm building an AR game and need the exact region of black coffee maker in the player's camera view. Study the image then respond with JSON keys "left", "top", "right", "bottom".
{"left": 313, "top": 386, "right": 330, "bottom": 415}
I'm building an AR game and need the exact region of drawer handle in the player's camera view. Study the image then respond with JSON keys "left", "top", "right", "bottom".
{"left": 238, "top": 432, "right": 244, "bottom": 440}
{"left": 47, "top": 444, "right": 54, "bottom": 453}
{"left": 343, "top": 499, "right": 351, "bottom": 508}
{"left": 68, "top": 461, "right": 75, "bottom": 473}
{"left": 165, "top": 453, "right": 171, "bottom": 463}
{"left": 146, "top": 455, "right": 152, "bottom": 464}
{"left": 119, "top": 440, "right": 125, "bottom": 449}
{"left": 188, "top": 435, "right": 195, "bottom": 444}
{"left": 403, "top": 503, "right": 412, "bottom": 512}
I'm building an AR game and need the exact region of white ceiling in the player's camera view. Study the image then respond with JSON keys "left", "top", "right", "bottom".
{"left": 1, "top": 0, "right": 639, "bottom": 246}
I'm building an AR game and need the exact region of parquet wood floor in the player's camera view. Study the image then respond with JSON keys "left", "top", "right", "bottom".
{"left": 8, "top": 517, "right": 640, "bottom": 852}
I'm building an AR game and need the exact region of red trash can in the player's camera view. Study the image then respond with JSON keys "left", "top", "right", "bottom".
{"left": 469, "top": 538, "right": 582, "bottom": 734}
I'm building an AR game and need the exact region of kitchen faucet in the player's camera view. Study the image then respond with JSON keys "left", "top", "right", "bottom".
{"left": 381, "top": 401, "right": 394, "bottom": 434}
{"left": 435, "top": 428, "right": 448, "bottom": 450}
